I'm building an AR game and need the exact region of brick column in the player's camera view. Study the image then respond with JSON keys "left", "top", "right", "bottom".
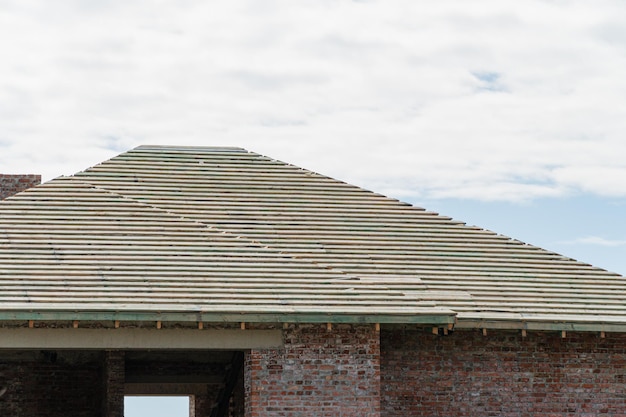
{"left": 102, "top": 350, "right": 125, "bottom": 417}
{"left": 245, "top": 324, "right": 381, "bottom": 417}
{"left": 190, "top": 392, "right": 213, "bottom": 417}
{"left": 0, "top": 174, "right": 41, "bottom": 199}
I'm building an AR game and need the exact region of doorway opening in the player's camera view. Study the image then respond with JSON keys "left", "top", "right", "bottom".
{"left": 125, "top": 396, "right": 190, "bottom": 417}
{"left": 123, "top": 350, "right": 245, "bottom": 417}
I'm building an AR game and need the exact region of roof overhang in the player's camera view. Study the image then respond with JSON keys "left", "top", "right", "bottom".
{"left": 0, "top": 309, "right": 456, "bottom": 326}
{"left": 457, "top": 313, "right": 626, "bottom": 333}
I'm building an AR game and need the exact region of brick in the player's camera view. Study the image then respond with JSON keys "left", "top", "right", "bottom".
{"left": 0, "top": 350, "right": 103, "bottom": 416}
{"left": 381, "top": 328, "right": 626, "bottom": 417}
{"left": 245, "top": 324, "right": 381, "bottom": 417}
{"left": 0, "top": 174, "right": 41, "bottom": 200}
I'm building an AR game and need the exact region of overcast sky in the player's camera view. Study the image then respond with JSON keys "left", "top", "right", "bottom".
{"left": 2, "top": 2, "right": 626, "bottom": 414}
{"left": 1, "top": 2, "right": 625, "bottom": 267}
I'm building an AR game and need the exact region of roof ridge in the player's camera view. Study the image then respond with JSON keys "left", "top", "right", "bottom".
{"left": 65, "top": 176, "right": 375, "bottom": 283}
{"left": 134, "top": 145, "right": 249, "bottom": 153}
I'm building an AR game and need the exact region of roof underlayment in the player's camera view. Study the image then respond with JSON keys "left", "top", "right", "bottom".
{"left": 1, "top": 145, "right": 625, "bottom": 331}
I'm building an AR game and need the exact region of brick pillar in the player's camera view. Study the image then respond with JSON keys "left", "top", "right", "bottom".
{"left": 190, "top": 392, "right": 213, "bottom": 417}
{"left": 0, "top": 174, "right": 41, "bottom": 199}
{"left": 245, "top": 324, "right": 381, "bottom": 417}
{"left": 102, "top": 350, "right": 125, "bottom": 417}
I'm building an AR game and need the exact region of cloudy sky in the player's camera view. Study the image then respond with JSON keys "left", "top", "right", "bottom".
{"left": 2, "top": 1, "right": 626, "bottom": 414}
{"left": 1, "top": 0, "right": 625, "bottom": 278}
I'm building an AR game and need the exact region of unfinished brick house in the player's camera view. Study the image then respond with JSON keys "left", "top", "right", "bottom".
{"left": 1, "top": 145, "right": 625, "bottom": 416}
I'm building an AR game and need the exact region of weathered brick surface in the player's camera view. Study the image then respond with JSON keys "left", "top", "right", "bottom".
{"left": 381, "top": 328, "right": 626, "bottom": 417}
{"left": 4, "top": 327, "right": 625, "bottom": 417}
{"left": 0, "top": 174, "right": 41, "bottom": 200}
{"left": 103, "top": 350, "right": 125, "bottom": 417}
{"left": 245, "top": 323, "right": 381, "bottom": 417}
{"left": 191, "top": 393, "right": 214, "bottom": 417}
{"left": 0, "top": 351, "right": 103, "bottom": 417}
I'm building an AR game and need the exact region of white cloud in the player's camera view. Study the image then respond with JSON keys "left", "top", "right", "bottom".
{"left": 1, "top": 0, "right": 626, "bottom": 202}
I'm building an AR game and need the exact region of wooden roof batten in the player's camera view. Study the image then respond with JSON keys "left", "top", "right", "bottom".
{"left": 0, "top": 145, "right": 624, "bottom": 331}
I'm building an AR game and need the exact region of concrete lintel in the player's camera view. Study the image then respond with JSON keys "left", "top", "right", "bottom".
{"left": 0, "top": 328, "right": 283, "bottom": 350}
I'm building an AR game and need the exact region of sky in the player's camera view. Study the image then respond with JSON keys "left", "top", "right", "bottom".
{"left": 1, "top": 1, "right": 625, "bottom": 272}
{"left": 1, "top": 2, "right": 626, "bottom": 414}
{"left": 0, "top": 2, "right": 624, "bottom": 263}
{"left": 125, "top": 396, "right": 189, "bottom": 417}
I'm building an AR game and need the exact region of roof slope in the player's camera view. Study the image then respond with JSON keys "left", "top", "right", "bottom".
{"left": 1, "top": 145, "right": 624, "bottom": 330}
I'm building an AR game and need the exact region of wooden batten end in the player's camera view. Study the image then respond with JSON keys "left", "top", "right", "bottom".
{"left": 326, "top": 322, "right": 332, "bottom": 332}
{"left": 114, "top": 320, "right": 120, "bottom": 329}
{"left": 482, "top": 328, "right": 487, "bottom": 336}
{"left": 521, "top": 329, "right": 527, "bottom": 338}
{"left": 198, "top": 321, "right": 204, "bottom": 330}
{"left": 443, "top": 328, "right": 449, "bottom": 335}
{"left": 601, "top": 331, "right": 606, "bottom": 339}
{"left": 72, "top": 320, "right": 79, "bottom": 329}
{"left": 561, "top": 330, "right": 567, "bottom": 339}
{"left": 375, "top": 323, "right": 381, "bottom": 332}
{"left": 283, "top": 322, "right": 289, "bottom": 330}
{"left": 432, "top": 327, "right": 439, "bottom": 335}
{"left": 28, "top": 320, "right": 34, "bottom": 329}
{"left": 240, "top": 322, "right": 246, "bottom": 330}
{"left": 448, "top": 323, "right": 454, "bottom": 331}
{"left": 156, "top": 321, "right": 162, "bottom": 330}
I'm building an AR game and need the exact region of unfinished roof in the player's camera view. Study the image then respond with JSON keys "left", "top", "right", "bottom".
{"left": 0, "top": 145, "right": 624, "bottom": 331}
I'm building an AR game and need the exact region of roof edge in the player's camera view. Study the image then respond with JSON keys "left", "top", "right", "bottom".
{"left": 0, "top": 310, "right": 455, "bottom": 325}
{"left": 457, "top": 318, "right": 626, "bottom": 333}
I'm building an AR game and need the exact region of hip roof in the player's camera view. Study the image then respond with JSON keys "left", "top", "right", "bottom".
{"left": 0, "top": 145, "right": 623, "bottom": 331}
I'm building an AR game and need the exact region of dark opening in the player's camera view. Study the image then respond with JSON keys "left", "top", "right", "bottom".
{"left": 125, "top": 350, "right": 245, "bottom": 417}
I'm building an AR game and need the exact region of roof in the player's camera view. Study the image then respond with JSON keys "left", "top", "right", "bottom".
{"left": 0, "top": 145, "right": 624, "bottom": 331}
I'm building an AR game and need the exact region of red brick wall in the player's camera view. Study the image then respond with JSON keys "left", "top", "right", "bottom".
{"left": 0, "top": 174, "right": 41, "bottom": 199}
{"left": 381, "top": 328, "right": 626, "bottom": 417}
{"left": 245, "top": 323, "right": 381, "bottom": 417}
